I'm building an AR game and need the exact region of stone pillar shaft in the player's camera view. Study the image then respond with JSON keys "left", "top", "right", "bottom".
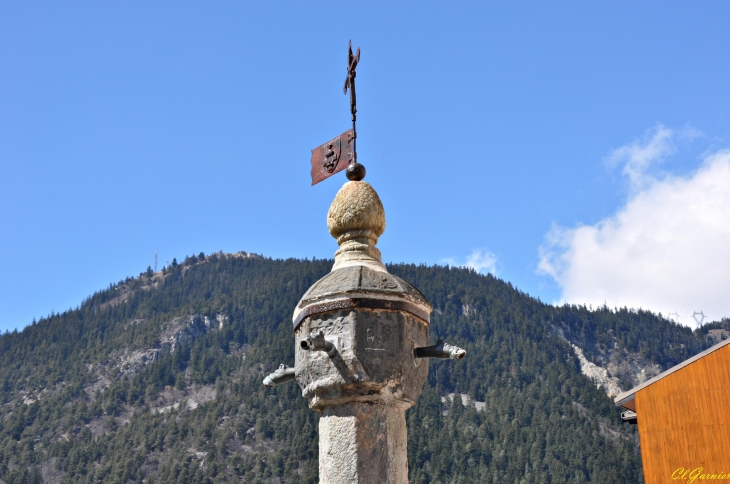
{"left": 319, "top": 401, "right": 409, "bottom": 484}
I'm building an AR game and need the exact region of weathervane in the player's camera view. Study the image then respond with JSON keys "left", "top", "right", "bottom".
{"left": 344, "top": 40, "right": 359, "bottom": 163}
{"left": 310, "top": 40, "right": 366, "bottom": 185}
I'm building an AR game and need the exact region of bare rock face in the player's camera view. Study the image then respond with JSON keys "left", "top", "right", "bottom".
{"left": 571, "top": 343, "right": 624, "bottom": 398}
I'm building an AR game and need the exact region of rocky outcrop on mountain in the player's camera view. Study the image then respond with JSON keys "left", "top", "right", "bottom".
{"left": 84, "top": 314, "right": 227, "bottom": 397}
{"left": 441, "top": 393, "right": 486, "bottom": 415}
{"left": 551, "top": 321, "right": 664, "bottom": 396}
{"left": 569, "top": 343, "right": 624, "bottom": 398}
{"left": 159, "top": 314, "right": 227, "bottom": 353}
{"left": 706, "top": 326, "right": 730, "bottom": 344}
{"left": 551, "top": 315, "right": 730, "bottom": 398}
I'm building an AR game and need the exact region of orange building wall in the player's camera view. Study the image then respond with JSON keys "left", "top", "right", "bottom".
{"left": 635, "top": 343, "right": 730, "bottom": 483}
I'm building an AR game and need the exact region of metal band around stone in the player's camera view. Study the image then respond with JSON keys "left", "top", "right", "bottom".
{"left": 293, "top": 297, "right": 431, "bottom": 330}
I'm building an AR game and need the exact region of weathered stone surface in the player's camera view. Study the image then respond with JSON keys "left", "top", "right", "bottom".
{"left": 297, "top": 265, "right": 430, "bottom": 307}
{"left": 327, "top": 181, "right": 387, "bottom": 272}
{"left": 319, "top": 401, "right": 409, "bottom": 484}
{"left": 327, "top": 181, "right": 385, "bottom": 240}
{"left": 294, "top": 309, "right": 428, "bottom": 409}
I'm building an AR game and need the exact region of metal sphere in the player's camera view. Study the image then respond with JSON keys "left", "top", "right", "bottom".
{"left": 346, "top": 162, "right": 366, "bottom": 181}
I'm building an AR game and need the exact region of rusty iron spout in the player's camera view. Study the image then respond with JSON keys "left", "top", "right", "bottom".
{"left": 414, "top": 339, "right": 466, "bottom": 360}
{"left": 263, "top": 364, "right": 296, "bottom": 387}
{"left": 300, "top": 331, "right": 337, "bottom": 357}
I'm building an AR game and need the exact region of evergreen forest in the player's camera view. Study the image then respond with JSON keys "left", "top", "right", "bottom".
{"left": 0, "top": 253, "right": 727, "bottom": 483}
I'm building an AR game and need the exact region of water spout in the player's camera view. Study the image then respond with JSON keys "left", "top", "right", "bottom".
{"left": 263, "top": 364, "right": 296, "bottom": 387}
{"left": 414, "top": 339, "right": 466, "bottom": 360}
{"left": 300, "top": 331, "right": 337, "bottom": 357}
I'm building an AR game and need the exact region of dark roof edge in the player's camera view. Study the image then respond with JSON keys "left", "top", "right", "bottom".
{"left": 613, "top": 337, "right": 730, "bottom": 406}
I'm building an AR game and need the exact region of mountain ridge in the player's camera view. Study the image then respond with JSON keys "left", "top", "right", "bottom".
{"left": 1, "top": 253, "right": 727, "bottom": 483}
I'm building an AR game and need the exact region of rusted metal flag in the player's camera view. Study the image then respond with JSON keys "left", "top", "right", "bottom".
{"left": 310, "top": 41, "right": 361, "bottom": 186}
{"left": 310, "top": 128, "right": 355, "bottom": 185}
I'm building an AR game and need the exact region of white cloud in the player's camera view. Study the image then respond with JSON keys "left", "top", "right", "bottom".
{"left": 443, "top": 249, "right": 498, "bottom": 275}
{"left": 539, "top": 127, "right": 730, "bottom": 328}
{"left": 606, "top": 125, "right": 675, "bottom": 191}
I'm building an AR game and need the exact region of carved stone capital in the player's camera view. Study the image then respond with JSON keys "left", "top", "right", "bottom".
{"left": 327, "top": 181, "right": 386, "bottom": 271}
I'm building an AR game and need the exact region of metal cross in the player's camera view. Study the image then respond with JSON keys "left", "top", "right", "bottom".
{"left": 344, "top": 40, "right": 360, "bottom": 162}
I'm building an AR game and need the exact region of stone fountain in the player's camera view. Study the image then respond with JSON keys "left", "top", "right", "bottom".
{"left": 264, "top": 175, "right": 465, "bottom": 483}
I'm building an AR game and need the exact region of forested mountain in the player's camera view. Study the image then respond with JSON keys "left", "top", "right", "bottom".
{"left": 1, "top": 253, "right": 727, "bottom": 483}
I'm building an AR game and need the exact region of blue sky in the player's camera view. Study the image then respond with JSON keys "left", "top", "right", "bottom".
{"left": 2, "top": 2, "right": 730, "bottom": 331}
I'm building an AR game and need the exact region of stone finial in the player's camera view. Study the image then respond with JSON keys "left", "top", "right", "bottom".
{"left": 327, "top": 181, "right": 386, "bottom": 272}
